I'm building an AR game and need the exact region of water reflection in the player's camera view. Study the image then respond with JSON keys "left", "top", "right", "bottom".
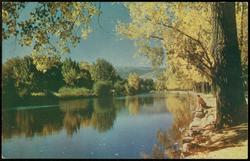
{"left": 4, "top": 96, "right": 156, "bottom": 139}
{"left": 141, "top": 93, "right": 195, "bottom": 159}
{"left": 3, "top": 93, "right": 194, "bottom": 158}
{"left": 91, "top": 98, "right": 116, "bottom": 132}
{"left": 59, "top": 99, "right": 93, "bottom": 136}
{"left": 3, "top": 108, "right": 64, "bottom": 139}
{"left": 126, "top": 97, "right": 141, "bottom": 115}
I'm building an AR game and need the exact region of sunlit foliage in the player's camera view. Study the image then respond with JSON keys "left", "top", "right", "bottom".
{"left": 2, "top": 2, "right": 99, "bottom": 56}
{"left": 117, "top": 2, "right": 248, "bottom": 88}
{"left": 91, "top": 58, "right": 118, "bottom": 83}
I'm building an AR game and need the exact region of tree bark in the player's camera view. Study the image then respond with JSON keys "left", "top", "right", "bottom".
{"left": 211, "top": 2, "right": 247, "bottom": 128}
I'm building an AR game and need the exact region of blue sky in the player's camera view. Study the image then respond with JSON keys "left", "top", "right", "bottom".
{"left": 2, "top": 2, "right": 151, "bottom": 67}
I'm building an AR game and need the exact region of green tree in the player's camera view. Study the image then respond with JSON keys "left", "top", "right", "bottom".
{"left": 2, "top": 65, "right": 18, "bottom": 102}
{"left": 10, "top": 56, "right": 38, "bottom": 97}
{"left": 79, "top": 61, "right": 92, "bottom": 71}
{"left": 78, "top": 68, "right": 93, "bottom": 89}
{"left": 2, "top": 2, "right": 99, "bottom": 56}
{"left": 141, "top": 78, "right": 154, "bottom": 92}
{"left": 91, "top": 58, "right": 118, "bottom": 83}
{"left": 93, "top": 81, "right": 112, "bottom": 97}
{"left": 125, "top": 73, "right": 141, "bottom": 95}
{"left": 40, "top": 64, "right": 64, "bottom": 92}
{"left": 113, "top": 80, "right": 126, "bottom": 96}
{"left": 61, "top": 58, "right": 81, "bottom": 87}
{"left": 117, "top": 2, "right": 248, "bottom": 127}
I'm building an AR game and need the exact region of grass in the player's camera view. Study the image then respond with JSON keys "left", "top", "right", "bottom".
{"left": 56, "top": 87, "right": 92, "bottom": 98}
{"left": 31, "top": 92, "right": 46, "bottom": 96}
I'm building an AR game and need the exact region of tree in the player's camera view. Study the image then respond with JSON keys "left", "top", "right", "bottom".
{"left": 10, "top": 56, "right": 38, "bottom": 97}
{"left": 113, "top": 80, "right": 126, "bottom": 96}
{"left": 93, "top": 81, "right": 113, "bottom": 97}
{"left": 236, "top": 2, "right": 248, "bottom": 91}
{"left": 117, "top": 3, "right": 213, "bottom": 85}
{"left": 2, "top": 2, "right": 99, "bottom": 56}
{"left": 61, "top": 58, "right": 92, "bottom": 88}
{"left": 40, "top": 63, "right": 64, "bottom": 92}
{"left": 61, "top": 58, "right": 81, "bottom": 87}
{"left": 211, "top": 2, "right": 247, "bottom": 127}
{"left": 117, "top": 2, "right": 247, "bottom": 127}
{"left": 78, "top": 68, "right": 93, "bottom": 89}
{"left": 140, "top": 78, "right": 154, "bottom": 92}
{"left": 126, "top": 73, "right": 141, "bottom": 95}
{"left": 79, "top": 61, "right": 92, "bottom": 71}
{"left": 91, "top": 58, "right": 118, "bottom": 83}
{"left": 2, "top": 64, "right": 18, "bottom": 102}
{"left": 142, "top": 78, "right": 155, "bottom": 92}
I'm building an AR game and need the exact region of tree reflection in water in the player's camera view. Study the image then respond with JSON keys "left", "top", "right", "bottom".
{"left": 91, "top": 98, "right": 116, "bottom": 132}
{"left": 3, "top": 108, "right": 64, "bottom": 139}
{"left": 126, "top": 97, "right": 141, "bottom": 115}
{"left": 59, "top": 99, "right": 93, "bottom": 136}
{"left": 2, "top": 98, "right": 119, "bottom": 138}
{"left": 3, "top": 94, "right": 180, "bottom": 141}
{"left": 141, "top": 93, "right": 195, "bottom": 159}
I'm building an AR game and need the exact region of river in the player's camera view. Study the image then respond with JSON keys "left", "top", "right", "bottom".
{"left": 2, "top": 92, "right": 194, "bottom": 159}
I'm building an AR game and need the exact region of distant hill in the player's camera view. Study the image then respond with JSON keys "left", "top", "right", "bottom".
{"left": 115, "top": 66, "right": 164, "bottom": 80}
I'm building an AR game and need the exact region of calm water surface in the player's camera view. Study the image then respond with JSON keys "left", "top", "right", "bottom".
{"left": 2, "top": 93, "right": 194, "bottom": 158}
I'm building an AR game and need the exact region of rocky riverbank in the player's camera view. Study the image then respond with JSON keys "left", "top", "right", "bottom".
{"left": 178, "top": 93, "right": 248, "bottom": 159}
{"left": 180, "top": 101, "right": 216, "bottom": 158}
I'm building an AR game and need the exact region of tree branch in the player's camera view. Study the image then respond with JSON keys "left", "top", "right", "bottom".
{"left": 145, "top": 16, "right": 213, "bottom": 68}
{"left": 150, "top": 35, "right": 164, "bottom": 40}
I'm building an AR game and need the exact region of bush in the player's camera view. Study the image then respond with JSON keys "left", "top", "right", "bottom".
{"left": 58, "top": 87, "right": 91, "bottom": 97}
{"left": 91, "top": 58, "right": 118, "bottom": 83}
{"left": 93, "top": 81, "right": 112, "bottom": 97}
{"left": 140, "top": 78, "right": 154, "bottom": 93}
{"left": 114, "top": 81, "right": 126, "bottom": 96}
{"left": 125, "top": 83, "right": 137, "bottom": 95}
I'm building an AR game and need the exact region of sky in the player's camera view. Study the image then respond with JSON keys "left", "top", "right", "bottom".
{"left": 2, "top": 2, "right": 151, "bottom": 67}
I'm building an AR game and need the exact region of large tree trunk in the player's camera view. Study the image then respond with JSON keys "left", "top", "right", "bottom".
{"left": 211, "top": 2, "right": 247, "bottom": 128}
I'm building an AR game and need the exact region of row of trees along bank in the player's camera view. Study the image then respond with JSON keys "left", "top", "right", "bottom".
{"left": 2, "top": 56, "right": 155, "bottom": 107}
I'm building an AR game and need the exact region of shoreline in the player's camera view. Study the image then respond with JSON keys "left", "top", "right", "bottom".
{"left": 178, "top": 93, "right": 248, "bottom": 159}
{"left": 3, "top": 91, "right": 156, "bottom": 108}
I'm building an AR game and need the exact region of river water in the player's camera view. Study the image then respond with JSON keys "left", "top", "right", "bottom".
{"left": 2, "top": 93, "right": 194, "bottom": 159}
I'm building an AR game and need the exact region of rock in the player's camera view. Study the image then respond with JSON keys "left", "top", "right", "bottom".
{"left": 200, "top": 120, "right": 210, "bottom": 128}
{"left": 206, "top": 131, "right": 214, "bottom": 137}
{"left": 211, "top": 140, "right": 223, "bottom": 146}
{"left": 193, "top": 117, "right": 202, "bottom": 122}
{"left": 199, "top": 142, "right": 208, "bottom": 147}
{"left": 189, "top": 119, "right": 202, "bottom": 129}
{"left": 195, "top": 111, "right": 205, "bottom": 118}
{"left": 182, "top": 136, "right": 194, "bottom": 143}
{"left": 207, "top": 114, "right": 215, "bottom": 124}
{"left": 194, "top": 135, "right": 208, "bottom": 143}
{"left": 172, "top": 142, "right": 180, "bottom": 152}
{"left": 210, "top": 134, "right": 223, "bottom": 143}
{"left": 182, "top": 143, "right": 191, "bottom": 153}
{"left": 202, "top": 130, "right": 211, "bottom": 136}
{"left": 195, "top": 107, "right": 203, "bottom": 112}
{"left": 202, "top": 124, "right": 214, "bottom": 130}
{"left": 189, "top": 129, "right": 202, "bottom": 136}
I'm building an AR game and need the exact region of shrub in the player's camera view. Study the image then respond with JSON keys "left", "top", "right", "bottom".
{"left": 125, "top": 83, "right": 137, "bottom": 95}
{"left": 93, "top": 81, "right": 112, "bottom": 97}
{"left": 58, "top": 87, "right": 90, "bottom": 97}
{"left": 91, "top": 58, "right": 118, "bottom": 83}
{"left": 114, "top": 81, "right": 126, "bottom": 96}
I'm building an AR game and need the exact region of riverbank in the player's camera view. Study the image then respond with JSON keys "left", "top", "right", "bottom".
{"left": 3, "top": 90, "right": 155, "bottom": 108}
{"left": 179, "top": 93, "right": 248, "bottom": 159}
